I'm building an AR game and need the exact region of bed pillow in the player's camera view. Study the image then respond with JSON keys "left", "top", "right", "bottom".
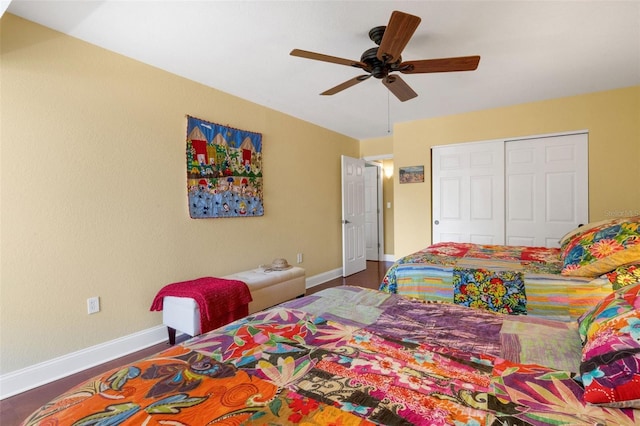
{"left": 561, "top": 216, "right": 640, "bottom": 277}
{"left": 452, "top": 267, "right": 527, "bottom": 315}
{"left": 606, "top": 263, "right": 640, "bottom": 290}
{"left": 578, "top": 282, "right": 640, "bottom": 408}
{"left": 559, "top": 218, "right": 616, "bottom": 248}
{"left": 578, "top": 282, "right": 639, "bottom": 343}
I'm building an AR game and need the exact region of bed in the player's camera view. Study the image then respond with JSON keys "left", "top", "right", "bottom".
{"left": 380, "top": 216, "right": 640, "bottom": 322}
{"left": 378, "top": 242, "right": 613, "bottom": 321}
{"left": 21, "top": 283, "right": 640, "bottom": 425}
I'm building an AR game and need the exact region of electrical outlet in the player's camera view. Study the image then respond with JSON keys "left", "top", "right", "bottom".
{"left": 297, "top": 253, "right": 303, "bottom": 263}
{"left": 87, "top": 297, "right": 100, "bottom": 314}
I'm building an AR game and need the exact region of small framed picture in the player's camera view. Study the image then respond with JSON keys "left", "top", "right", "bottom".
{"left": 399, "top": 165, "right": 424, "bottom": 184}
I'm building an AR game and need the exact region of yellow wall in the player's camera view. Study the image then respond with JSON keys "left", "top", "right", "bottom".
{"left": 360, "top": 135, "right": 393, "bottom": 158}
{"left": 382, "top": 159, "right": 395, "bottom": 255}
{"left": 0, "top": 14, "right": 358, "bottom": 374}
{"left": 393, "top": 86, "right": 640, "bottom": 258}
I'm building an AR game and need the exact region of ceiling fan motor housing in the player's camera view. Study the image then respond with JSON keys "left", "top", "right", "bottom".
{"left": 361, "top": 47, "right": 386, "bottom": 78}
{"left": 361, "top": 47, "right": 401, "bottom": 79}
{"left": 368, "top": 25, "right": 386, "bottom": 45}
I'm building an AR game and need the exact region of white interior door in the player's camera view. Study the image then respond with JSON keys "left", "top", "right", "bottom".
{"left": 505, "top": 133, "right": 588, "bottom": 247}
{"left": 364, "top": 165, "right": 380, "bottom": 261}
{"left": 342, "top": 155, "right": 366, "bottom": 276}
{"left": 432, "top": 141, "right": 505, "bottom": 244}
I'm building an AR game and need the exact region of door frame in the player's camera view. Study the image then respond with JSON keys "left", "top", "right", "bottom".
{"left": 363, "top": 154, "right": 393, "bottom": 261}
{"left": 364, "top": 163, "right": 384, "bottom": 261}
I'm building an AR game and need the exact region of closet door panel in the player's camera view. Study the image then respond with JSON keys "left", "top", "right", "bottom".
{"left": 441, "top": 177, "right": 462, "bottom": 220}
{"left": 432, "top": 141, "right": 504, "bottom": 244}
{"left": 470, "top": 176, "right": 494, "bottom": 219}
{"left": 438, "top": 177, "right": 464, "bottom": 242}
{"left": 469, "top": 175, "right": 500, "bottom": 244}
{"left": 507, "top": 174, "right": 535, "bottom": 221}
{"left": 546, "top": 172, "right": 575, "bottom": 222}
{"left": 506, "top": 133, "right": 588, "bottom": 247}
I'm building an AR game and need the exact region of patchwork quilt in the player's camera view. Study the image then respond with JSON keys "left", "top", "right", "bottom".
{"left": 22, "top": 287, "right": 638, "bottom": 425}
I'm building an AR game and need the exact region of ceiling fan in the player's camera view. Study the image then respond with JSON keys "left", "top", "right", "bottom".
{"left": 290, "top": 10, "right": 480, "bottom": 102}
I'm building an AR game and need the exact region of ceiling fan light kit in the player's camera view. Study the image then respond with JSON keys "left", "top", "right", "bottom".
{"left": 290, "top": 10, "right": 481, "bottom": 102}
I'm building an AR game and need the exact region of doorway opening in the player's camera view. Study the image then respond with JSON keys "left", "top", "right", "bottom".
{"left": 364, "top": 156, "right": 394, "bottom": 261}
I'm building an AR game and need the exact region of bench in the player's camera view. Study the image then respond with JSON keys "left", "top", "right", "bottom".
{"left": 162, "top": 266, "right": 306, "bottom": 344}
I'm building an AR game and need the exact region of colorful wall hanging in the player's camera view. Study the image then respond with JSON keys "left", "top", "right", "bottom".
{"left": 186, "top": 115, "right": 263, "bottom": 218}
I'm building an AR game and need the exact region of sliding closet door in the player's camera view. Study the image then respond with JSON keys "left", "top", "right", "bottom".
{"left": 432, "top": 141, "right": 505, "bottom": 244}
{"left": 505, "top": 133, "right": 588, "bottom": 247}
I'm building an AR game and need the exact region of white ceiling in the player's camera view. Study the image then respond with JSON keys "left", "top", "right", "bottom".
{"left": 6, "top": 1, "right": 640, "bottom": 140}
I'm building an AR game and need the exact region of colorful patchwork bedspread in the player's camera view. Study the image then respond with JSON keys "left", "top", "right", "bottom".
{"left": 380, "top": 242, "right": 613, "bottom": 321}
{"left": 22, "top": 287, "right": 638, "bottom": 425}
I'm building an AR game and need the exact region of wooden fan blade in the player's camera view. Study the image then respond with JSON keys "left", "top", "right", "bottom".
{"left": 377, "top": 11, "right": 421, "bottom": 62}
{"left": 290, "top": 49, "right": 367, "bottom": 69}
{"left": 321, "top": 75, "right": 371, "bottom": 95}
{"left": 400, "top": 55, "right": 481, "bottom": 74}
{"left": 382, "top": 75, "right": 417, "bottom": 102}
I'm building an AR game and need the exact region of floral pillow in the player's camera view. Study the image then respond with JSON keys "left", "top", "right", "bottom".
{"left": 561, "top": 216, "right": 640, "bottom": 277}
{"left": 578, "top": 283, "right": 640, "bottom": 407}
{"left": 606, "top": 263, "right": 640, "bottom": 290}
{"left": 452, "top": 267, "right": 527, "bottom": 315}
{"left": 558, "top": 218, "right": 615, "bottom": 248}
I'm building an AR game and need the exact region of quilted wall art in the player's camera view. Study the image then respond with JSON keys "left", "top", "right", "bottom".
{"left": 186, "top": 115, "right": 263, "bottom": 218}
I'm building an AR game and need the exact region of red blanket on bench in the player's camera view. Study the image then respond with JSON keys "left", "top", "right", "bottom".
{"left": 150, "top": 277, "right": 252, "bottom": 334}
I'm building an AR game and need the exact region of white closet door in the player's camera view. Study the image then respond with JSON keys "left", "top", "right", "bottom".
{"left": 432, "top": 141, "right": 505, "bottom": 244}
{"left": 505, "top": 133, "right": 588, "bottom": 248}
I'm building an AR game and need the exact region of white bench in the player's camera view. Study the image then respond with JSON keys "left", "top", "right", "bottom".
{"left": 162, "top": 266, "right": 306, "bottom": 344}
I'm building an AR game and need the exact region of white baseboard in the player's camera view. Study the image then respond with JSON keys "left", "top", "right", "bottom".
{"left": 0, "top": 266, "right": 378, "bottom": 400}
{"left": 0, "top": 325, "right": 168, "bottom": 400}
{"left": 305, "top": 261, "right": 395, "bottom": 288}
{"left": 305, "top": 267, "right": 342, "bottom": 288}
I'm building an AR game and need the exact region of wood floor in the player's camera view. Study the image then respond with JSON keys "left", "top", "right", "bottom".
{"left": 0, "top": 260, "right": 392, "bottom": 425}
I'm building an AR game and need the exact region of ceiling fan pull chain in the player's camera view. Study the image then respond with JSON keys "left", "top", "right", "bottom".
{"left": 387, "top": 89, "right": 391, "bottom": 134}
